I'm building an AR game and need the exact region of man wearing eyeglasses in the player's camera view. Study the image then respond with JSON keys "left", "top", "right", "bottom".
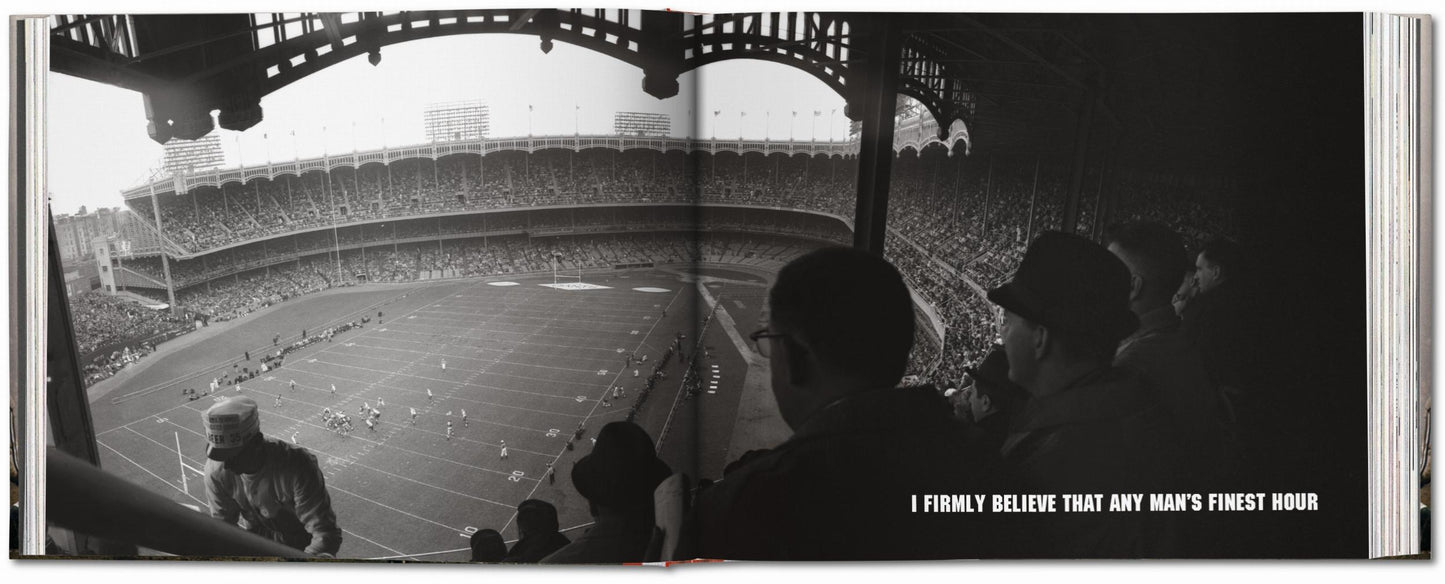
{"left": 696, "top": 246, "right": 1000, "bottom": 561}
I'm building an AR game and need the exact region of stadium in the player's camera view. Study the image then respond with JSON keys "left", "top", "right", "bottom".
{"left": 78, "top": 130, "right": 1022, "bottom": 559}
{"left": 31, "top": 10, "right": 1371, "bottom": 561}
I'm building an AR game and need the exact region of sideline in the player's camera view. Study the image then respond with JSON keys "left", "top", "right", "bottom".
{"left": 693, "top": 277, "right": 792, "bottom": 462}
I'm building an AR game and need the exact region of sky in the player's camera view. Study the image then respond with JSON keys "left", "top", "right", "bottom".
{"left": 46, "top": 24, "right": 850, "bottom": 216}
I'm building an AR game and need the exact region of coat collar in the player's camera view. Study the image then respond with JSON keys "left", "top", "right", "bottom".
{"left": 1008, "top": 367, "right": 1152, "bottom": 433}
{"left": 790, "top": 386, "right": 952, "bottom": 442}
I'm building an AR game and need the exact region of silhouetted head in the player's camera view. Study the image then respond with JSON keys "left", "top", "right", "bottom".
{"left": 764, "top": 246, "right": 914, "bottom": 429}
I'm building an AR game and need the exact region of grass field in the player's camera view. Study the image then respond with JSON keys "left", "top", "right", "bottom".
{"left": 86, "top": 265, "right": 776, "bottom": 561}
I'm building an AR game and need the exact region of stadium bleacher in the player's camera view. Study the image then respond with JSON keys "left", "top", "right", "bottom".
{"left": 93, "top": 141, "right": 1235, "bottom": 389}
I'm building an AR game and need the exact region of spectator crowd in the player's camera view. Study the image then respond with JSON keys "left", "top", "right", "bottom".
{"left": 86, "top": 142, "right": 1238, "bottom": 402}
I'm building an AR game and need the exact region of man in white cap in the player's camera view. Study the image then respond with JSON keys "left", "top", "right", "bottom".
{"left": 203, "top": 395, "right": 342, "bottom": 557}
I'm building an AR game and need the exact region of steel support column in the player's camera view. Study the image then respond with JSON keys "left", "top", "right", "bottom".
{"left": 1061, "top": 85, "right": 1097, "bottom": 235}
{"left": 851, "top": 18, "right": 903, "bottom": 254}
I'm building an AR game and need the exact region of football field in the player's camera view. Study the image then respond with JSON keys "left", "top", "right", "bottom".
{"left": 85, "top": 267, "right": 770, "bottom": 560}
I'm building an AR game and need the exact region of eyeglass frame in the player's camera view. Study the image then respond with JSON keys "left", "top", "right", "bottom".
{"left": 748, "top": 328, "right": 788, "bottom": 357}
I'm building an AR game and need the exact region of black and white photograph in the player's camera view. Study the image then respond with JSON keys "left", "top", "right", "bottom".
{"left": 8, "top": 1, "right": 1431, "bottom": 569}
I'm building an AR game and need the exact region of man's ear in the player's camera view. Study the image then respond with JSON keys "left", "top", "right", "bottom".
{"left": 1129, "top": 273, "right": 1144, "bottom": 303}
{"left": 1033, "top": 323, "right": 1050, "bottom": 360}
{"left": 979, "top": 394, "right": 993, "bottom": 414}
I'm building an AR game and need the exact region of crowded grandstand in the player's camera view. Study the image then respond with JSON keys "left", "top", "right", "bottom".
{"left": 71, "top": 130, "right": 1235, "bottom": 394}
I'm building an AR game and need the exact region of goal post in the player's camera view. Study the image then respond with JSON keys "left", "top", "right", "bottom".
{"left": 552, "top": 254, "right": 582, "bottom": 285}
{"left": 176, "top": 431, "right": 188, "bottom": 494}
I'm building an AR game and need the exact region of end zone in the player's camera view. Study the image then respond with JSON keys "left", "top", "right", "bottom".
{"left": 539, "top": 282, "right": 612, "bottom": 291}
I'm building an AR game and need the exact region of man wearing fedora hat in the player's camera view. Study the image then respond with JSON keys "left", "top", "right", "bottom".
{"left": 988, "top": 231, "right": 1185, "bottom": 558}
{"left": 695, "top": 246, "right": 1000, "bottom": 560}
{"left": 203, "top": 395, "right": 342, "bottom": 557}
{"left": 541, "top": 421, "right": 671, "bottom": 564}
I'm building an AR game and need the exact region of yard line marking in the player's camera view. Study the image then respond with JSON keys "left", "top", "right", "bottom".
{"left": 97, "top": 439, "right": 206, "bottom": 506}
{"left": 326, "top": 345, "right": 601, "bottom": 375}
{"left": 303, "top": 357, "right": 601, "bottom": 392}
{"left": 497, "top": 285, "right": 685, "bottom": 535}
{"left": 374, "top": 325, "right": 637, "bottom": 351}
{"left": 357, "top": 337, "right": 624, "bottom": 364}
{"left": 410, "top": 307, "right": 653, "bottom": 331}
{"left": 97, "top": 399, "right": 209, "bottom": 436}
{"left": 290, "top": 359, "right": 600, "bottom": 403}
{"left": 258, "top": 365, "right": 595, "bottom": 420}
{"left": 367, "top": 547, "right": 471, "bottom": 561}
{"left": 125, "top": 426, "right": 207, "bottom": 469}
{"left": 326, "top": 483, "right": 481, "bottom": 533}
{"left": 312, "top": 450, "right": 520, "bottom": 507}
{"left": 339, "top": 526, "right": 407, "bottom": 558}
{"left": 260, "top": 406, "right": 554, "bottom": 468}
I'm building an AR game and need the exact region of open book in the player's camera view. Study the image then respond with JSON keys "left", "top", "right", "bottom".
{"left": 12, "top": 9, "right": 1430, "bottom": 561}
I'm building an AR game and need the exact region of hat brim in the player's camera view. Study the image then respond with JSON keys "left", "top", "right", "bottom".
{"left": 988, "top": 282, "right": 1139, "bottom": 343}
{"left": 207, "top": 444, "right": 244, "bottom": 462}
{"left": 986, "top": 282, "right": 1042, "bottom": 326}
{"left": 572, "top": 453, "right": 671, "bottom": 508}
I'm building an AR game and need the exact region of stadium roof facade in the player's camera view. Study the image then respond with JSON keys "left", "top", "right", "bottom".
{"left": 49, "top": 10, "right": 1280, "bottom": 249}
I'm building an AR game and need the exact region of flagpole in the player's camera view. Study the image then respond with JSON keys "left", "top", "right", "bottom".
{"left": 382, "top": 116, "right": 393, "bottom": 193}
{"left": 324, "top": 124, "right": 342, "bottom": 284}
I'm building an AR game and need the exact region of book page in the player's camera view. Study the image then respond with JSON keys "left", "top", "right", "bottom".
{"left": 25, "top": 8, "right": 1393, "bottom": 562}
